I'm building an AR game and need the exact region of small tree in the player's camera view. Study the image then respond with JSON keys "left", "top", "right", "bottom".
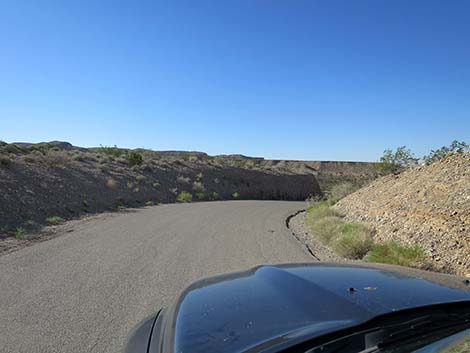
{"left": 423, "top": 140, "right": 469, "bottom": 165}
{"left": 376, "top": 146, "right": 418, "bottom": 174}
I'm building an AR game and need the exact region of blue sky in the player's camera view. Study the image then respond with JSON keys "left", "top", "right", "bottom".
{"left": 1, "top": 0, "right": 469, "bottom": 161}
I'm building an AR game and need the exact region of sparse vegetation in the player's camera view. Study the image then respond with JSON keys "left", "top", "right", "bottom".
{"left": 305, "top": 202, "right": 372, "bottom": 259}
{"left": 367, "top": 242, "right": 427, "bottom": 267}
{"left": 196, "top": 192, "right": 206, "bottom": 200}
{"left": 192, "top": 181, "right": 205, "bottom": 192}
{"left": 177, "top": 175, "right": 191, "bottom": 185}
{"left": 99, "top": 145, "right": 126, "bottom": 158}
{"left": 41, "top": 150, "right": 75, "bottom": 168}
{"left": 0, "top": 155, "right": 11, "bottom": 167}
{"left": 46, "top": 216, "right": 64, "bottom": 225}
{"left": 209, "top": 192, "right": 220, "bottom": 200}
{"left": 376, "top": 146, "right": 418, "bottom": 174}
{"left": 305, "top": 200, "right": 428, "bottom": 269}
{"left": 176, "top": 191, "right": 192, "bottom": 203}
{"left": 10, "top": 227, "right": 27, "bottom": 240}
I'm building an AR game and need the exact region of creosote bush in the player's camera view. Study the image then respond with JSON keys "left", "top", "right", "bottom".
{"left": 126, "top": 151, "right": 143, "bottom": 166}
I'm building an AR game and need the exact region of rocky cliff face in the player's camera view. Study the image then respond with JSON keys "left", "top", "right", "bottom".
{"left": 335, "top": 153, "right": 470, "bottom": 276}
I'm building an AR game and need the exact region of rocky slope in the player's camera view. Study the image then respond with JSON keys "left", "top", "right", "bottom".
{"left": 335, "top": 153, "right": 470, "bottom": 276}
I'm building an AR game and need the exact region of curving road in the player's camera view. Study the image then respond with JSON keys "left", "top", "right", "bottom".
{"left": 0, "top": 201, "right": 314, "bottom": 353}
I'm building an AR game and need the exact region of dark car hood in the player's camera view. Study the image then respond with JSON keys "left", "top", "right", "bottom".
{"left": 148, "top": 263, "right": 470, "bottom": 353}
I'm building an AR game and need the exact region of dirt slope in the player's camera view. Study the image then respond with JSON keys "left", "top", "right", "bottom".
{"left": 335, "top": 153, "right": 470, "bottom": 275}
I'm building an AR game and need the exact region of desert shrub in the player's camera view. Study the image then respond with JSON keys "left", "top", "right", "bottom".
{"left": 376, "top": 146, "right": 418, "bottom": 174}
{"left": 98, "top": 163, "right": 110, "bottom": 173}
{"left": 8, "top": 227, "right": 27, "bottom": 240}
{"left": 0, "top": 155, "right": 11, "bottom": 167}
{"left": 232, "top": 192, "right": 240, "bottom": 199}
{"left": 423, "top": 140, "right": 469, "bottom": 165}
{"left": 366, "top": 242, "right": 427, "bottom": 267}
{"left": 152, "top": 181, "right": 161, "bottom": 189}
{"left": 116, "top": 205, "right": 126, "bottom": 210}
{"left": 196, "top": 192, "right": 206, "bottom": 200}
{"left": 99, "top": 145, "right": 126, "bottom": 157}
{"left": 177, "top": 175, "right": 191, "bottom": 185}
{"left": 145, "top": 201, "right": 154, "bottom": 206}
{"left": 192, "top": 181, "right": 205, "bottom": 192}
{"left": 41, "top": 150, "right": 75, "bottom": 168}
{"left": 177, "top": 191, "right": 192, "bottom": 203}
{"left": 126, "top": 151, "right": 143, "bottom": 166}
{"left": 209, "top": 192, "right": 220, "bottom": 200}
{"left": 327, "top": 182, "right": 362, "bottom": 203}
{"left": 46, "top": 216, "right": 64, "bottom": 225}
{"left": 331, "top": 223, "right": 373, "bottom": 259}
{"left": 135, "top": 175, "right": 147, "bottom": 183}
{"left": 1, "top": 144, "right": 22, "bottom": 154}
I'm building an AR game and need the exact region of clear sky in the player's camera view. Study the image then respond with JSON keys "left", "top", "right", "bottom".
{"left": 1, "top": 0, "right": 469, "bottom": 161}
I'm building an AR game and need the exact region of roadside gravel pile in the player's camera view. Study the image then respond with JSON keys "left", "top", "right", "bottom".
{"left": 335, "top": 153, "right": 470, "bottom": 276}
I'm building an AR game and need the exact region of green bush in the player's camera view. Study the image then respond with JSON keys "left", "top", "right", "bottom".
{"left": 331, "top": 223, "right": 373, "bottom": 259}
{"left": 367, "top": 242, "right": 427, "bottom": 267}
{"left": 126, "top": 151, "right": 143, "bottom": 166}
{"left": 232, "top": 192, "right": 240, "bottom": 199}
{"left": 46, "top": 216, "right": 64, "bottom": 225}
{"left": 145, "top": 201, "right": 154, "bottom": 206}
{"left": 376, "top": 146, "right": 418, "bottom": 174}
{"left": 177, "top": 191, "right": 193, "bottom": 203}
{"left": 423, "top": 140, "right": 469, "bottom": 165}
{"left": 152, "top": 181, "right": 161, "bottom": 189}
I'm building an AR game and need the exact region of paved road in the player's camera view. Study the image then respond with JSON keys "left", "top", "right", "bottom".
{"left": 0, "top": 201, "right": 313, "bottom": 353}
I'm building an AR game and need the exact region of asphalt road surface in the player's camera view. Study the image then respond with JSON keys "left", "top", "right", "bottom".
{"left": 0, "top": 201, "right": 314, "bottom": 353}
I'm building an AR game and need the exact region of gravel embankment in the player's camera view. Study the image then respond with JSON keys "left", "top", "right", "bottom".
{"left": 335, "top": 153, "right": 470, "bottom": 276}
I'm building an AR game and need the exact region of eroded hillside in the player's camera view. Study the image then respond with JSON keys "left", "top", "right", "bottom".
{"left": 335, "top": 153, "right": 470, "bottom": 275}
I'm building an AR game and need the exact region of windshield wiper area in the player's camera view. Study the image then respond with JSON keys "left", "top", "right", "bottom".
{"left": 304, "top": 303, "right": 470, "bottom": 353}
